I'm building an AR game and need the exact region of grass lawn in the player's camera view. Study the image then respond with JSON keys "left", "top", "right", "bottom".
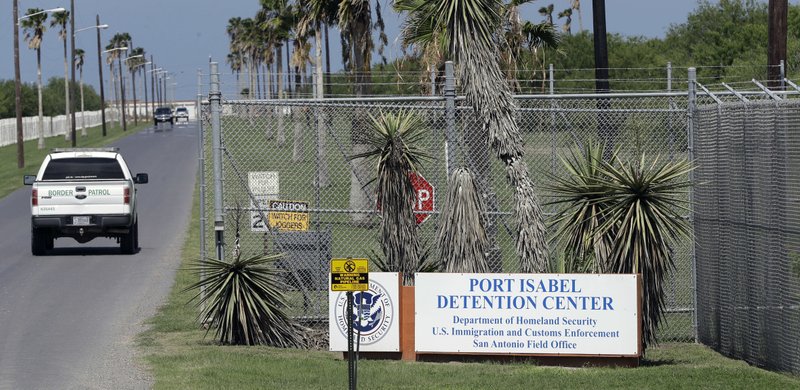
{"left": 0, "top": 122, "right": 148, "bottom": 199}
{"left": 138, "top": 184, "right": 800, "bottom": 389}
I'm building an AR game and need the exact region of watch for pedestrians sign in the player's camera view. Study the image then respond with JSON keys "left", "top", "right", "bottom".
{"left": 330, "top": 258, "right": 369, "bottom": 291}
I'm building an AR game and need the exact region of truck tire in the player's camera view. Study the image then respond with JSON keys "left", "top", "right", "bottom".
{"left": 120, "top": 221, "right": 138, "bottom": 254}
{"left": 31, "top": 227, "right": 46, "bottom": 256}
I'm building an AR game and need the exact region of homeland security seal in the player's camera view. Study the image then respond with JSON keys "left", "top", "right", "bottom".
{"left": 334, "top": 279, "right": 395, "bottom": 345}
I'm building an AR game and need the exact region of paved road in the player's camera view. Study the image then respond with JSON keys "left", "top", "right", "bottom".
{"left": 0, "top": 123, "right": 198, "bottom": 389}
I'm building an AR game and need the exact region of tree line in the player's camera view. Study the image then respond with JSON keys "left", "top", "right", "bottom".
{"left": 225, "top": 0, "right": 800, "bottom": 97}
{"left": 0, "top": 78, "right": 102, "bottom": 119}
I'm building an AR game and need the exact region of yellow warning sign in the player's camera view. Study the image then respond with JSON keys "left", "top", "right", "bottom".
{"left": 268, "top": 200, "right": 309, "bottom": 231}
{"left": 330, "top": 258, "right": 369, "bottom": 291}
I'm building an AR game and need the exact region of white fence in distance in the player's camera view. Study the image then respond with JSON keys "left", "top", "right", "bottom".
{"left": 0, "top": 109, "right": 121, "bottom": 147}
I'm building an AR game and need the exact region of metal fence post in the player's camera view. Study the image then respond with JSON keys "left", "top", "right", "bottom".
{"left": 668, "top": 62, "right": 675, "bottom": 159}
{"left": 780, "top": 60, "right": 785, "bottom": 90}
{"left": 687, "top": 67, "right": 698, "bottom": 343}
{"left": 197, "top": 69, "right": 206, "bottom": 261}
{"left": 444, "top": 61, "right": 456, "bottom": 176}
{"left": 210, "top": 61, "right": 225, "bottom": 261}
{"left": 549, "top": 63, "right": 556, "bottom": 175}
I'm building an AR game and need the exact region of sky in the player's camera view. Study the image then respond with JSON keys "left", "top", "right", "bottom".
{"left": 0, "top": 0, "right": 772, "bottom": 100}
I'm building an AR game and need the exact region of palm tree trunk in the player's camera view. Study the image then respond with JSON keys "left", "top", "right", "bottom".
{"left": 264, "top": 63, "right": 273, "bottom": 99}
{"left": 37, "top": 48, "right": 44, "bottom": 149}
{"left": 459, "top": 40, "right": 549, "bottom": 273}
{"left": 80, "top": 69, "right": 86, "bottom": 136}
{"left": 276, "top": 45, "right": 285, "bottom": 146}
{"left": 285, "top": 43, "right": 292, "bottom": 98}
{"left": 348, "top": 18, "right": 374, "bottom": 225}
{"left": 315, "top": 24, "right": 329, "bottom": 188}
{"left": 131, "top": 70, "right": 138, "bottom": 124}
{"left": 324, "top": 23, "right": 332, "bottom": 97}
{"left": 63, "top": 38, "right": 71, "bottom": 141}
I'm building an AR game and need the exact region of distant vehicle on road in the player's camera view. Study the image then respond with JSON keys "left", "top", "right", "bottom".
{"left": 24, "top": 148, "right": 149, "bottom": 255}
{"left": 174, "top": 107, "right": 189, "bottom": 123}
{"left": 153, "top": 107, "right": 173, "bottom": 128}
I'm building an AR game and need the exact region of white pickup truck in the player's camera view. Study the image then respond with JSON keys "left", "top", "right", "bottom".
{"left": 23, "top": 148, "right": 148, "bottom": 255}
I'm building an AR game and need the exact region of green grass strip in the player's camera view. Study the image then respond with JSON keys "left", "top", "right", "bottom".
{"left": 139, "top": 182, "right": 800, "bottom": 389}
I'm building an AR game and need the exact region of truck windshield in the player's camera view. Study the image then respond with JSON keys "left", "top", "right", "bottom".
{"left": 42, "top": 158, "right": 125, "bottom": 180}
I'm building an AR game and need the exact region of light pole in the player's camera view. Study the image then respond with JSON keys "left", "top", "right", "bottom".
{"left": 69, "top": 0, "right": 76, "bottom": 146}
{"left": 147, "top": 66, "right": 162, "bottom": 112}
{"left": 14, "top": 6, "right": 66, "bottom": 167}
{"left": 156, "top": 70, "right": 168, "bottom": 107}
{"left": 75, "top": 20, "right": 108, "bottom": 136}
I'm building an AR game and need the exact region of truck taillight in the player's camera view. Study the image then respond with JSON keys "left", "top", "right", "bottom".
{"left": 123, "top": 187, "right": 130, "bottom": 204}
{"left": 32, "top": 188, "right": 38, "bottom": 206}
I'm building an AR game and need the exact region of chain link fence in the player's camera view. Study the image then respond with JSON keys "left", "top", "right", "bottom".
{"left": 693, "top": 97, "right": 800, "bottom": 374}
{"left": 199, "top": 83, "right": 695, "bottom": 343}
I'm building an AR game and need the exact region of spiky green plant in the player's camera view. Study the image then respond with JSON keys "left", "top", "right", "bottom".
{"left": 546, "top": 142, "right": 615, "bottom": 274}
{"left": 437, "top": 167, "right": 489, "bottom": 273}
{"left": 186, "top": 253, "right": 306, "bottom": 347}
{"left": 351, "top": 110, "right": 429, "bottom": 285}
{"left": 186, "top": 208, "right": 305, "bottom": 347}
{"left": 549, "top": 142, "right": 693, "bottom": 349}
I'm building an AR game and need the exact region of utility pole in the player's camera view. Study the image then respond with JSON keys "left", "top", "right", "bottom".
{"left": 13, "top": 0, "right": 24, "bottom": 168}
{"left": 96, "top": 14, "right": 107, "bottom": 136}
{"left": 69, "top": 0, "right": 77, "bottom": 146}
{"left": 768, "top": 0, "right": 787, "bottom": 89}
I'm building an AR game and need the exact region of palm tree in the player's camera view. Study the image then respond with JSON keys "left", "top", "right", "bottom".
{"left": 398, "top": 0, "right": 549, "bottom": 272}
{"left": 338, "top": 0, "right": 388, "bottom": 225}
{"left": 50, "top": 10, "right": 71, "bottom": 140}
{"left": 352, "top": 111, "right": 428, "bottom": 285}
{"left": 226, "top": 17, "right": 246, "bottom": 96}
{"left": 572, "top": 0, "right": 583, "bottom": 32}
{"left": 521, "top": 20, "right": 560, "bottom": 92}
{"left": 539, "top": 3, "right": 554, "bottom": 25}
{"left": 499, "top": 0, "right": 559, "bottom": 92}
{"left": 128, "top": 47, "right": 146, "bottom": 124}
{"left": 107, "top": 33, "right": 131, "bottom": 128}
{"left": 75, "top": 48, "right": 87, "bottom": 136}
{"left": 558, "top": 8, "right": 573, "bottom": 34}
{"left": 297, "top": 0, "right": 334, "bottom": 188}
{"left": 21, "top": 8, "right": 48, "bottom": 149}
{"left": 105, "top": 42, "right": 119, "bottom": 127}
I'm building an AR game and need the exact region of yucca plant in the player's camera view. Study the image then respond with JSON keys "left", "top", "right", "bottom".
{"left": 351, "top": 110, "right": 429, "bottom": 285}
{"left": 548, "top": 142, "right": 693, "bottom": 350}
{"left": 547, "top": 142, "right": 615, "bottom": 274}
{"left": 185, "top": 210, "right": 306, "bottom": 347}
{"left": 437, "top": 167, "right": 489, "bottom": 273}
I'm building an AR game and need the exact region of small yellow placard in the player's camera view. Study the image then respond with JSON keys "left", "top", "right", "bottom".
{"left": 268, "top": 200, "right": 309, "bottom": 231}
{"left": 330, "top": 258, "right": 369, "bottom": 291}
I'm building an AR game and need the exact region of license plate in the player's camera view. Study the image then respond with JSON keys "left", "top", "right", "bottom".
{"left": 73, "top": 216, "right": 91, "bottom": 225}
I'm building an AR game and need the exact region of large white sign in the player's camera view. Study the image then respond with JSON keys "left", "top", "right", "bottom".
{"left": 415, "top": 273, "right": 639, "bottom": 356}
{"left": 329, "top": 272, "right": 400, "bottom": 352}
{"left": 247, "top": 171, "right": 279, "bottom": 231}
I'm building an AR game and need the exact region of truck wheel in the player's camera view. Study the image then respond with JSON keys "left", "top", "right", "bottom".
{"left": 31, "top": 227, "right": 46, "bottom": 256}
{"left": 121, "top": 221, "right": 138, "bottom": 254}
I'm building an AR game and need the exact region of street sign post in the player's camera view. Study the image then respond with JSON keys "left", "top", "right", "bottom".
{"left": 330, "top": 258, "right": 369, "bottom": 390}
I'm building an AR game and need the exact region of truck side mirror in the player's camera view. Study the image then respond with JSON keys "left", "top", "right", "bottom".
{"left": 23, "top": 175, "right": 36, "bottom": 185}
{"left": 134, "top": 173, "right": 149, "bottom": 184}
